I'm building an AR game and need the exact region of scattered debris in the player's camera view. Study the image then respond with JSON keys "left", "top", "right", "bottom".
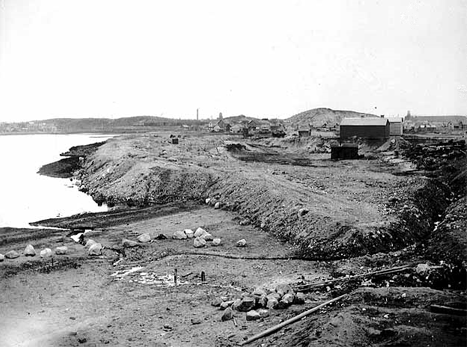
{"left": 110, "top": 267, "right": 144, "bottom": 280}
{"left": 239, "top": 294, "right": 347, "bottom": 345}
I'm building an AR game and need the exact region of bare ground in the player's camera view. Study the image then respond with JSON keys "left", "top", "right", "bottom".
{"left": 1, "top": 131, "right": 466, "bottom": 346}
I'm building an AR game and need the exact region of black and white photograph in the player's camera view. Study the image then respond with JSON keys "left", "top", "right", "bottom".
{"left": 0, "top": 1, "right": 466, "bottom": 346}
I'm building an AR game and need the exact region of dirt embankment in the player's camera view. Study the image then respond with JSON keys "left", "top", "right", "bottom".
{"left": 70, "top": 133, "right": 465, "bottom": 265}
{"left": 37, "top": 141, "right": 105, "bottom": 178}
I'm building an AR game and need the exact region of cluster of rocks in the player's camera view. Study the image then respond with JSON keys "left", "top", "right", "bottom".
{"left": 214, "top": 284, "right": 305, "bottom": 322}
{"left": 172, "top": 227, "right": 221, "bottom": 248}
{"left": 0, "top": 244, "right": 68, "bottom": 261}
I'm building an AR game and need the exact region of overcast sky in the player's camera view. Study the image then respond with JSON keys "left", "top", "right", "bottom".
{"left": 0, "top": 0, "right": 466, "bottom": 122}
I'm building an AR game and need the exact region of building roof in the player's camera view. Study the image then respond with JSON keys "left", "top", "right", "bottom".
{"left": 387, "top": 117, "right": 403, "bottom": 123}
{"left": 340, "top": 118, "right": 388, "bottom": 126}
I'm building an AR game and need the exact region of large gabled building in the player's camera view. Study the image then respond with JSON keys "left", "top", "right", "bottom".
{"left": 339, "top": 117, "right": 390, "bottom": 140}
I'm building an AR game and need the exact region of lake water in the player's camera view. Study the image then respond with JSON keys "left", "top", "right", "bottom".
{"left": 0, "top": 134, "right": 113, "bottom": 228}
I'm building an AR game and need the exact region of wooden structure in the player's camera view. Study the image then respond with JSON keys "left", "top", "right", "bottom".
{"left": 339, "top": 118, "right": 390, "bottom": 140}
{"left": 331, "top": 143, "right": 359, "bottom": 159}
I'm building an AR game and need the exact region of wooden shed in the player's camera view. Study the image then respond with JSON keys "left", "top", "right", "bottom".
{"left": 331, "top": 143, "right": 359, "bottom": 160}
{"left": 339, "top": 118, "right": 390, "bottom": 140}
{"left": 387, "top": 117, "right": 403, "bottom": 136}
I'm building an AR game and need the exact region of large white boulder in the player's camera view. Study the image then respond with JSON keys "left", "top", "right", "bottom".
{"left": 172, "top": 230, "right": 187, "bottom": 240}
{"left": 0, "top": 254, "right": 4, "bottom": 262}
{"left": 184, "top": 229, "right": 194, "bottom": 238}
{"left": 40, "top": 248, "right": 52, "bottom": 258}
{"left": 24, "top": 244, "right": 36, "bottom": 257}
{"left": 194, "top": 227, "right": 207, "bottom": 238}
{"left": 194, "top": 237, "right": 206, "bottom": 248}
{"left": 85, "top": 239, "right": 97, "bottom": 248}
{"left": 5, "top": 250, "right": 20, "bottom": 259}
{"left": 88, "top": 243, "right": 103, "bottom": 256}
{"left": 137, "top": 233, "right": 151, "bottom": 243}
{"left": 55, "top": 246, "right": 68, "bottom": 255}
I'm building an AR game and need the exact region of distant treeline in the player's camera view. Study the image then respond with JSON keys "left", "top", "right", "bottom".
{"left": 0, "top": 116, "right": 209, "bottom": 134}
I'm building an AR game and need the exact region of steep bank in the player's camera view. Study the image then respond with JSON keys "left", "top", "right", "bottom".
{"left": 70, "top": 132, "right": 464, "bottom": 263}
{"left": 37, "top": 141, "right": 105, "bottom": 178}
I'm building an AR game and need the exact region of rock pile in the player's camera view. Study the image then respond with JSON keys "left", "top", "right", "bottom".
{"left": 217, "top": 284, "right": 306, "bottom": 322}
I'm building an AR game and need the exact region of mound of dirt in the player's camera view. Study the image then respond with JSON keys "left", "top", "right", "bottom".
{"left": 275, "top": 287, "right": 467, "bottom": 347}
{"left": 287, "top": 108, "right": 378, "bottom": 128}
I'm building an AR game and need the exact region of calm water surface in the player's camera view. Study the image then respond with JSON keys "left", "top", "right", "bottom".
{"left": 0, "top": 134, "right": 112, "bottom": 227}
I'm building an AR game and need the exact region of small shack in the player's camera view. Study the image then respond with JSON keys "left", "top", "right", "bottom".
{"left": 298, "top": 126, "right": 311, "bottom": 137}
{"left": 331, "top": 143, "right": 359, "bottom": 160}
{"left": 339, "top": 118, "right": 390, "bottom": 140}
{"left": 387, "top": 117, "right": 403, "bottom": 136}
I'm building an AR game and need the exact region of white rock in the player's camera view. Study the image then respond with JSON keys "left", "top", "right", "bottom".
{"left": 5, "top": 250, "right": 20, "bottom": 259}
{"left": 184, "top": 229, "right": 194, "bottom": 238}
{"left": 172, "top": 230, "right": 187, "bottom": 239}
{"left": 24, "top": 244, "right": 36, "bottom": 257}
{"left": 0, "top": 254, "right": 4, "bottom": 262}
{"left": 40, "top": 248, "right": 52, "bottom": 258}
{"left": 194, "top": 237, "right": 206, "bottom": 248}
{"left": 55, "top": 246, "right": 68, "bottom": 255}
{"left": 236, "top": 239, "right": 247, "bottom": 247}
{"left": 122, "top": 239, "right": 139, "bottom": 248}
{"left": 194, "top": 227, "right": 207, "bottom": 238}
{"left": 137, "top": 233, "right": 151, "bottom": 243}
{"left": 85, "top": 239, "right": 97, "bottom": 248}
{"left": 88, "top": 243, "right": 103, "bottom": 256}
{"left": 205, "top": 198, "right": 211, "bottom": 204}
{"left": 246, "top": 310, "right": 261, "bottom": 321}
{"left": 70, "top": 233, "right": 83, "bottom": 243}
{"left": 201, "top": 232, "right": 214, "bottom": 241}
{"left": 214, "top": 202, "right": 220, "bottom": 209}
{"left": 212, "top": 238, "right": 221, "bottom": 246}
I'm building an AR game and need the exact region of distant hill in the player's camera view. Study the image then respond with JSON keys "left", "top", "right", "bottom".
{"left": 0, "top": 116, "right": 209, "bottom": 134}
{"left": 287, "top": 108, "right": 378, "bottom": 128}
{"left": 223, "top": 115, "right": 261, "bottom": 123}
